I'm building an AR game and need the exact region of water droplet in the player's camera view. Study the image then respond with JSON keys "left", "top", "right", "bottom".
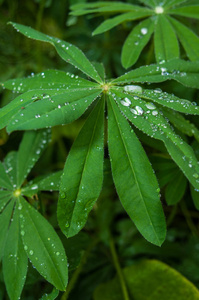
{"left": 124, "top": 85, "right": 142, "bottom": 93}
{"left": 155, "top": 6, "right": 164, "bottom": 14}
{"left": 145, "top": 103, "right": 156, "bottom": 110}
{"left": 152, "top": 110, "right": 158, "bottom": 116}
{"left": 21, "top": 230, "right": 25, "bottom": 236}
{"left": 120, "top": 97, "right": 131, "bottom": 106}
{"left": 60, "top": 192, "right": 66, "bottom": 198}
{"left": 65, "top": 222, "right": 69, "bottom": 228}
{"left": 29, "top": 250, "right": 34, "bottom": 255}
{"left": 193, "top": 173, "right": 198, "bottom": 178}
{"left": 56, "top": 252, "right": 60, "bottom": 256}
{"left": 141, "top": 28, "right": 148, "bottom": 35}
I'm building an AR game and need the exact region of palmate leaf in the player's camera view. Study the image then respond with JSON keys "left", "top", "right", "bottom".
{"left": 19, "top": 196, "right": 68, "bottom": 291}
{"left": 22, "top": 170, "right": 62, "bottom": 197}
{"left": 107, "top": 96, "right": 166, "bottom": 246}
{"left": 0, "top": 162, "right": 13, "bottom": 190}
{"left": 110, "top": 90, "right": 199, "bottom": 190}
{"left": 93, "top": 11, "right": 153, "bottom": 35}
{"left": 17, "top": 130, "right": 51, "bottom": 187}
{"left": 58, "top": 98, "right": 104, "bottom": 238}
{"left": 154, "top": 15, "right": 179, "bottom": 62}
{"left": 3, "top": 205, "right": 28, "bottom": 300}
{"left": 6, "top": 89, "right": 102, "bottom": 132}
{"left": 2, "top": 69, "right": 99, "bottom": 93}
{"left": 70, "top": 2, "right": 145, "bottom": 15}
{"left": 0, "top": 199, "right": 15, "bottom": 261}
{"left": 9, "top": 23, "right": 102, "bottom": 83}
{"left": 169, "top": 16, "right": 199, "bottom": 61}
{"left": 71, "top": 0, "right": 199, "bottom": 67}
{"left": 111, "top": 59, "right": 199, "bottom": 88}
{"left": 169, "top": 5, "right": 199, "bottom": 19}
{"left": 121, "top": 17, "right": 154, "bottom": 68}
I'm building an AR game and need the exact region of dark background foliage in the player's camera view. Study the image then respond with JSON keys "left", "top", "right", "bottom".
{"left": 1, "top": 0, "right": 199, "bottom": 299}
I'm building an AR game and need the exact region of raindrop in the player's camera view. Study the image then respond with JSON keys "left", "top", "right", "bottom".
{"left": 120, "top": 97, "right": 131, "bottom": 106}
{"left": 56, "top": 252, "right": 60, "bottom": 256}
{"left": 124, "top": 85, "right": 142, "bottom": 93}
{"left": 193, "top": 173, "right": 199, "bottom": 179}
{"left": 29, "top": 250, "right": 34, "bottom": 255}
{"left": 60, "top": 192, "right": 66, "bottom": 198}
{"left": 145, "top": 103, "right": 156, "bottom": 110}
{"left": 141, "top": 28, "right": 148, "bottom": 35}
{"left": 152, "top": 110, "right": 158, "bottom": 116}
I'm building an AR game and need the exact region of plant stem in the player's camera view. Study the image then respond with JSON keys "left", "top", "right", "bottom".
{"left": 61, "top": 238, "right": 99, "bottom": 300}
{"left": 180, "top": 201, "right": 199, "bottom": 236}
{"left": 109, "top": 237, "right": 130, "bottom": 300}
{"left": 167, "top": 204, "right": 178, "bottom": 227}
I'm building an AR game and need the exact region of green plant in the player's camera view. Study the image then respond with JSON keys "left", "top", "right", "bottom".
{"left": 71, "top": 0, "right": 199, "bottom": 67}
{"left": 0, "top": 1, "right": 199, "bottom": 299}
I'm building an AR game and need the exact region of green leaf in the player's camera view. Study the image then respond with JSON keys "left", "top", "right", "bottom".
{"left": 0, "top": 161, "right": 13, "bottom": 190}
{"left": 111, "top": 89, "right": 199, "bottom": 190}
{"left": 94, "top": 259, "right": 199, "bottom": 300}
{"left": 154, "top": 15, "right": 179, "bottom": 62}
{"left": 138, "top": 0, "right": 156, "bottom": 8}
{"left": 2, "top": 70, "right": 99, "bottom": 93}
{"left": 164, "top": 0, "right": 189, "bottom": 9}
{"left": 19, "top": 197, "right": 68, "bottom": 291}
{"left": 17, "top": 130, "right": 51, "bottom": 187}
{"left": 22, "top": 170, "right": 62, "bottom": 197}
{"left": 3, "top": 152, "right": 18, "bottom": 187}
{"left": 93, "top": 11, "right": 152, "bottom": 35}
{"left": 9, "top": 22, "right": 102, "bottom": 83}
{"left": 3, "top": 205, "right": 28, "bottom": 300}
{"left": 169, "top": 5, "right": 199, "bottom": 19}
{"left": 40, "top": 287, "right": 59, "bottom": 300}
{"left": 107, "top": 95, "right": 166, "bottom": 246}
{"left": 169, "top": 16, "right": 199, "bottom": 61}
{"left": 0, "top": 199, "right": 15, "bottom": 261}
{"left": 162, "top": 109, "right": 199, "bottom": 142}
{"left": 58, "top": 98, "right": 104, "bottom": 238}
{"left": 140, "top": 88, "right": 199, "bottom": 115}
{"left": 0, "top": 191, "right": 12, "bottom": 212}
{"left": 70, "top": 2, "right": 143, "bottom": 15}
{"left": 111, "top": 59, "right": 199, "bottom": 89}
{"left": 6, "top": 89, "right": 102, "bottom": 132}
{"left": 122, "top": 17, "right": 154, "bottom": 68}
{"left": 190, "top": 184, "right": 199, "bottom": 210}
{"left": 165, "top": 170, "right": 187, "bottom": 205}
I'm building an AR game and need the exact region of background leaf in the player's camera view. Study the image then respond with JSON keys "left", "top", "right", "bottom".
{"left": 94, "top": 260, "right": 199, "bottom": 300}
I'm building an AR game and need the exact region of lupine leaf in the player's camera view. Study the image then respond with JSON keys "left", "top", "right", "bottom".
{"left": 2, "top": 70, "right": 99, "bottom": 93}
{"left": 162, "top": 109, "right": 199, "bottom": 142}
{"left": 111, "top": 89, "right": 199, "bottom": 190}
{"left": 107, "top": 95, "right": 166, "bottom": 246}
{"left": 6, "top": 89, "right": 102, "bottom": 132}
{"left": 58, "top": 98, "right": 104, "bottom": 238}
{"left": 138, "top": 0, "right": 156, "bottom": 8}
{"left": 19, "top": 196, "right": 68, "bottom": 291}
{"left": 169, "top": 5, "right": 199, "bottom": 19}
{"left": 3, "top": 205, "right": 28, "bottom": 300}
{"left": 140, "top": 89, "right": 199, "bottom": 115}
{"left": 17, "top": 130, "right": 51, "bottom": 187}
{"left": 111, "top": 59, "right": 199, "bottom": 88}
{"left": 0, "top": 162, "right": 13, "bottom": 190}
{"left": 93, "top": 11, "right": 153, "bottom": 35}
{"left": 165, "top": 170, "right": 187, "bottom": 205}
{"left": 9, "top": 22, "right": 102, "bottom": 83}
{"left": 70, "top": 2, "right": 143, "bottom": 15}
{"left": 22, "top": 170, "right": 62, "bottom": 197}
{"left": 0, "top": 199, "right": 15, "bottom": 261}
{"left": 164, "top": 0, "right": 189, "bottom": 9}
{"left": 122, "top": 17, "right": 154, "bottom": 68}
{"left": 0, "top": 191, "right": 12, "bottom": 212}
{"left": 3, "top": 152, "right": 18, "bottom": 187}
{"left": 154, "top": 15, "right": 179, "bottom": 62}
{"left": 169, "top": 16, "right": 199, "bottom": 61}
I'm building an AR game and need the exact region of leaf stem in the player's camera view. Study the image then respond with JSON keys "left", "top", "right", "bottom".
{"left": 61, "top": 238, "right": 99, "bottom": 300}
{"left": 109, "top": 237, "right": 131, "bottom": 300}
